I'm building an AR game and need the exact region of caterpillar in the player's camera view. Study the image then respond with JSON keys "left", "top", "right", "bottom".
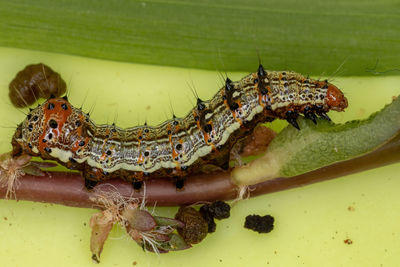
{"left": 9, "top": 63, "right": 66, "bottom": 108}
{"left": 11, "top": 65, "right": 348, "bottom": 189}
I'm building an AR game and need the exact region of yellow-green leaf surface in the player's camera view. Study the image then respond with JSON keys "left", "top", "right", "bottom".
{"left": 1, "top": 47, "right": 400, "bottom": 267}
{"left": 0, "top": 0, "right": 399, "bottom": 75}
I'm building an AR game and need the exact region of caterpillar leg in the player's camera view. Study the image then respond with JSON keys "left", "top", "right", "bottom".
{"left": 132, "top": 179, "right": 143, "bottom": 191}
{"left": 303, "top": 106, "right": 317, "bottom": 124}
{"left": 285, "top": 110, "right": 300, "bottom": 130}
{"left": 84, "top": 178, "right": 99, "bottom": 190}
{"left": 82, "top": 166, "right": 104, "bottom": 190}
{"left": 174, "top": 176, "right": 185, "bottom": 190}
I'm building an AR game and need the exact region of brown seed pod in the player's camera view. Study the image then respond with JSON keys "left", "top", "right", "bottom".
{"left": 9, "top": 63, "right": 66, "bottom": 107}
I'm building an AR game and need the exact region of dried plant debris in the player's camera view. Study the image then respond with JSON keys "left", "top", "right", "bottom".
{"left": 236, "top": 125, "right": 277, "bottom": 158}
{"left": 199, "top": 205, "right": 216, "bottom": 233}
{"left": 175, "top": 206, "right": 208, "bottom": 244}
{"left": 89, "top": 187, "right": 190, "bottom": 263}
{"left": 244, "top": 214, "right": 274, "bottom": 234}
{"left": 0, "top": 152, "right": 56, "bottom": 199}
{"left": 199, "top": 201, "right": 231, "bottom": 233}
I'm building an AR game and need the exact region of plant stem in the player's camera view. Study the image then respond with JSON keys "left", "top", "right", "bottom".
{"left": 1, "top": 134, "right": 399, "bottom": 208}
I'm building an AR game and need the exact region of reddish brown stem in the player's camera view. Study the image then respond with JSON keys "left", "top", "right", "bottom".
{"left": 1, "top": 136, "right": 400, "bottom": 208}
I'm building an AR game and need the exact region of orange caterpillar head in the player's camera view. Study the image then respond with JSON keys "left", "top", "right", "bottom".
{"left": 325, "top": 83, "right": 348, "bottom": 111}
{"left": 11, "top": 97, "right": 74, "bottom": 157}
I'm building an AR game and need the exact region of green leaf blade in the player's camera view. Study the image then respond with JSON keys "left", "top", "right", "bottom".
{"left": 1, "top": 0, "right": 399, "bottom": 75}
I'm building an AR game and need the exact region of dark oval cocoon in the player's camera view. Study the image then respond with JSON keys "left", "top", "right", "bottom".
{"left": 9, "top": 63, "right": 67, "bottom": 107}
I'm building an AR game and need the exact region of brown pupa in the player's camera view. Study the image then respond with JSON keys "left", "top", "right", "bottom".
{"left": 9, "top": 63, "right": 66, "bottom": 107}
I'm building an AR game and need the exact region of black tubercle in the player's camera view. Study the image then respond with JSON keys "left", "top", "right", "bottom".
{"left": 285, "top": 110, "right": 300, "bottom": 130}
{"left": 260, "top": 88, "right": 268, "bottom": 95}
{"left": 225, "top": 77, "right": 233, "bottom": 92}
{"left": 197, "top": 98, "right": 206, "bottom": 111}
{"left": 62, "top": 95, "right": 68, "bottom": 101}
{"left": 229, "top": 102, "right": 239, "bottom": 111}
{"left": 175, "top": 143, "right": 182, "bottom": 151}
{"left": 257, "top": 64, "right": 266, "bottom": 77}
{"left": 257, "top": 64, "right": 269, "bottom": 96}
{"left": 49, "top": 94, "right": 56, "bottom": 99}
{"left": 49, "top": 119, "right": 58, "bottom": 129}
{"left": 223, "top": 77, "right": 241, "bottom": 113}
{"left": 197, "top": 101, "right": 213, "bottom": 135}
{"left": 203, "top": 123, "right": 212, "bottom": 133}
{"left": 47, "top": 103, "right": 55, "bottom": 110}
{"left": 323, "top": 79, "right": 329, "bottom": 89}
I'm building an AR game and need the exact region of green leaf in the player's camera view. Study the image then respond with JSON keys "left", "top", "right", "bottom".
{"left": 232, "top": 96, "right": 400, "bottom": 185}
{"left": 0, "top": 0, "right": 399, "bottom": 75}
